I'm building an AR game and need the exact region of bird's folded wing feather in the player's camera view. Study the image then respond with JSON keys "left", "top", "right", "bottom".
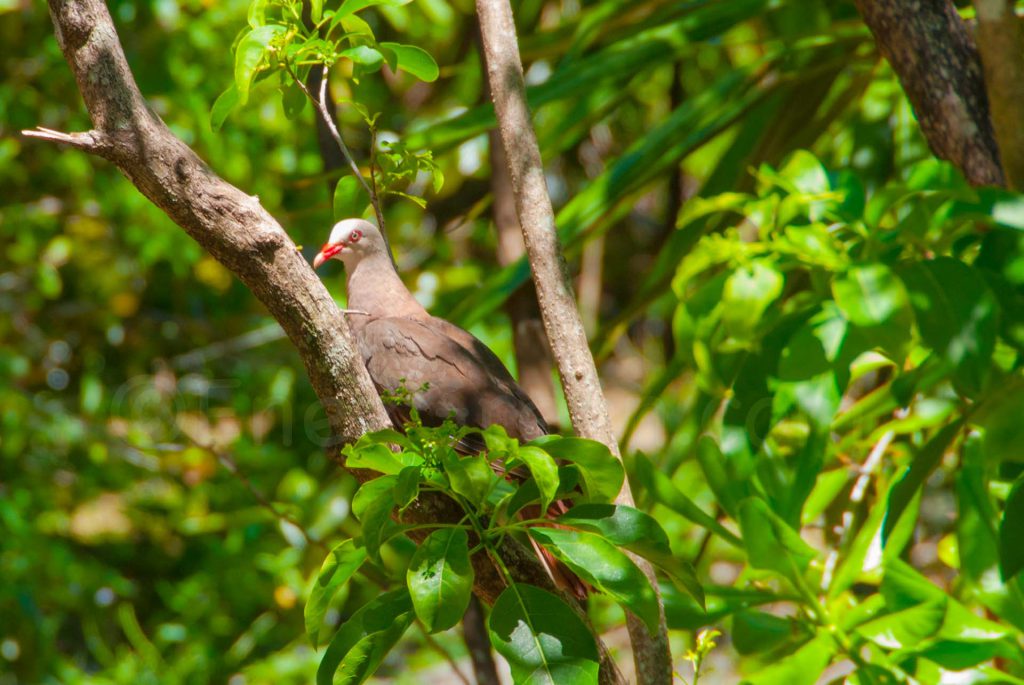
{"left": 354, "top": 316, "right": 547, "bottom": 446}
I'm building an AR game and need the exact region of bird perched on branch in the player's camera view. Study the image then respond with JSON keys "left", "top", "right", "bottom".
{"left": 313, "top": 218, "right": 549, "bottom": 453}
{"left": 313, "top": 218, "right": 584, "bottom": 597}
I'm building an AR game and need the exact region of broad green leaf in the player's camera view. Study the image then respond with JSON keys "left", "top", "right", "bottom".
{"left": 234, "top": 25, "right": 285, "bottom": 105}
{"left": 633, "top": 449, "right": 743, "bottom": 548}
{"left": 333, "top": 175, "right": 371, "bottom": 220}
{"left": 721, "top": 261, "right": 784, "bottom": 341}
{"left": 513, "top": 446, "right": 559, "bottom": 513}
{"left": 741, "top": 633, "right": 834, "bottom": 685}
{"left": 529, "top": 527, "right": 660, "bottom": 633}
{"left": 305, "top": 540, "right": 368, "bottom": 647}
{"left": 343, "top": 442, "right": 408, "bottom": 475}
{"left": 487, "top": 583, "right": 599, "bottom": 685}
{"left": 832, "top": 263, "right": 911, "bottom": 328}
{"left": 339, "top": 45, "right": 384, "bottom": 69}
{"left": 974, "top": 377, "right": 1024, "bottom": 463}
{"left": 393, "top": 465, "right": 421, "bottom": 509}
{"left": 281, "top": 80, "right": 306, "bottom": 119}
{"left": 310, "top": 0, "right": 323, "bottom": 22}
{"left": 210, "top": 84, "right": 240, "bottom": 131}
{"left": 353, "top": 476, "right": 398, "bottom": 561}
{"left": 1000, "top": 475, "right": 1024, "bottom": 581}
{"left": 732, "top": 610, "right": 808, "bottom": 655}
{"left": 737, "top": 498, "right": 816, "bottom": 584}
{"left": 898, "top": 258, "right": 999, "bottom": 396}
{"left": 406, "top": 528, "right": 473, "bottom": 633}
{"left": 554, "top": 502, "right": 704, "bottom": 606}
{"left": 883, "top": 420, "right": 963, "bottom": 544}
{"left": 856, "top": 600, "right": 947, "bottom": 649}
{"left": 379, "top": 42, "right": 439, "bottom": 82}
{"left": 317, "top": 589, "right": 413, "bottom": 685}
{"left": 442, "top": 451, "right": 497, "bottom": 509}
{"left": 531, "top": 437, "right": 623, "bottom": 503}
{"left": 663, "top": 583, "right": 786, "bottom": 631}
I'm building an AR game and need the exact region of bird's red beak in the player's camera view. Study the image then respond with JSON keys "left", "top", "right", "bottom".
{"left": 313, "top": 241, "right": 345, "bottom": 269}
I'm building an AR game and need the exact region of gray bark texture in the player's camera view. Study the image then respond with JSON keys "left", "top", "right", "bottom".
{"left": 26, "top": 0, "right": 618, "bottom": 663}
{"left": 855, "top": 0, "right": 1005, "bottom": 186}
{"left": 474, "top": 0, "right": 671, "bottom": 682}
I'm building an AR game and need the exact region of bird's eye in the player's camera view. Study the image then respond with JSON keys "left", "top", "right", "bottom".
{"left": 349, "top": 230, "right": 362, "bottom": 243}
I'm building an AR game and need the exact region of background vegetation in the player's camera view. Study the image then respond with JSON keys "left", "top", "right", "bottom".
{"left": 3, "top": 0, "right": 1024, "bottom": 682}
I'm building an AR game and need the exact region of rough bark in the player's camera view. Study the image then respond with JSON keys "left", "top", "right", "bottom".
{"left": 973, "top": 0, "right": 1024, "bottom": 189}
{"left": 26, "top": 0, "right": 619, "bottom": 666}
{"left": 475, "top": 0, "right": 671, "bottom": 682}
{"left": 491, "top": 130, "right": 560, "bottom": 425}
{"left": 854, "top": 0, "right": 1004, "bottom": 186}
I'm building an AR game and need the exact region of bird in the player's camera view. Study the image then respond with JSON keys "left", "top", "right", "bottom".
{"left": 313, "top": 218, "right": 584, "bottom": 597}
{"left": 312, "top": 218, "right": 549, "bottom": 453}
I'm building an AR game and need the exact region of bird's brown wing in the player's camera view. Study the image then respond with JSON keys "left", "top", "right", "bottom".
{"left": 353, "top": 316, "right": 547, "bottom": 448}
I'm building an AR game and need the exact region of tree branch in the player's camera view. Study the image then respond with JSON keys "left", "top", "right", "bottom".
{"left": 27, "top": 0, "right": 614, "bottom": 651}
{"left": 475, "top": 0, "right": 671, "bottom": 683}
{"left": 854, "top": 0, "right": 1004, "bottom": 186}
{"left": 973, "top": 0, "right": 1024, "bottom": 189}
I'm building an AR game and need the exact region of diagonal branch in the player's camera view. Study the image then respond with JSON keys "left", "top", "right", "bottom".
{"left": 28, "top": 0, "right": 619, "bottom": 669}
{"left": 475, "top": 0, "right": 671, "bottom": 682}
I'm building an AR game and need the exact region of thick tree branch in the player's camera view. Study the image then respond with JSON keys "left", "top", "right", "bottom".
{"left": 973, "top": 0, "right": 1024, "bottom": 190}
{"left": 27, "top": 0, "right": 618, "bottom": 657}
{"left": 854, "top": 0, "right": 1004, "bottom": 186}
{"left": 475, "top": 0, "right": 670, "bottom": 683}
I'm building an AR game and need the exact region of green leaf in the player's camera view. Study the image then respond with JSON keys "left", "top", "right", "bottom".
{"left": 281, "top": 80, "right": 306, "bottom": 119}
{"left": 732, "top": 610, "right": 808, "bottom": 655}
{"left": 531, "top": 437, "right": 623, "bottom": 503}
{"left": 487, "top": 583, "right": 599, "bottom": 685}
{"left": 898, "top": 258, "right": 999, "bottom": 396}
{"left": 406, "top": 528, "right": 473, "bottom": 633}
{"left": 1000, "top": 475, "right": 1024, "bottom": 581}
{"left": 339, "top": 45, "right": 384, "bottom": 69}
{"left": 883, "top": 420, "right": 963, "bottom": 544}
{"left": 737, "top": 498, "right": 816, "bottom": 584}
{"left": 741, "top": 633, "right": 834, "bottom": 685}
{"left": 832, "top": 263, "right": 911, "bottom": 328}
{"left": 333, "top": 175, "right": 371, "bottom": 220}
{"left": 306, "top": 540, "right": 368, "bottom": 648}
{"left": 554, "top": 502, "right": 705, "bottom": 606}
{"left": 442, "top": 451, "right": 497, "bottom": 509}
{"left": 529, "top": 527, "right": 660, "bottom": 633}
{"left": 317, "top": 589, "right": 413, "bottom": 685}
{"left": 632, "top": 450, "right": 743, "bottom": 547}
{"left": 513, "top": 446, "right": 559, "bottom": 513}
{"left": 234, "top": 25, "right": 285, "bottom": 105}
{"left": 343, "top": 442, "right": 408, "bottom": 475}
{"left": 336, "top": 0, "right": 411, "bottom": 18}
{"left": 721, "top": 260, "right": 784, "bottom": 341}
{"left": 210, "top": 84, "right": 240, "bottom": 131}
{"left": 856, "top": 600, "right": 947, "bottom": 650}
{"left": 393, "top": 465, "right": 421, "bottom": 509}
{"left": 352, "top": 476, "right": 398, "bottom": 562}
{"left": 379, "top": 42, "right": 439, "bottom": 82}
{"left": 310, "top": 0, "right": 323, "bottom": 22}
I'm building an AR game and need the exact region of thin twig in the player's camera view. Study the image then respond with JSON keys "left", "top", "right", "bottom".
{"left": 285, "top": 60, "right": 395, "bottom": 264}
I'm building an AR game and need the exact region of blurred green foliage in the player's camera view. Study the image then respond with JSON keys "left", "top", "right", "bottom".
{"left": 4, "top": 0, "right": 1024, "bottom": 683}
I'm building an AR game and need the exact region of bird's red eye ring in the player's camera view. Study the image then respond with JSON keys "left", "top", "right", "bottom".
{"left": 349, "top": 230, "right": 362, "bottom": 243}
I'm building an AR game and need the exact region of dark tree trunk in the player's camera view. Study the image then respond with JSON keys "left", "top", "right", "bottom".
{"left": 855, "top": 0, "right": 1005, "bottom": 186}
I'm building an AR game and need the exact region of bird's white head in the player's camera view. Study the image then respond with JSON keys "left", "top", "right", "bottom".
{"left": 312, "top": 218, "right": 387, "bottom": 269}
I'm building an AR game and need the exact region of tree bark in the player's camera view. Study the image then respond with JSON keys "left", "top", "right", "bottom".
{"left": 491, "top": 129, "right": 560, "bottom": 425}
{"left": 973, "top": 0, "right": 1024, "bottom": 190}
{"left": 26, "top": 0, "right": 620, "bottom": 669}
{"left": 854, "top": 0, "right": 1004, "bottom": 186}
{"left": 475, "top": 0, "right": 671, "bottom": 683}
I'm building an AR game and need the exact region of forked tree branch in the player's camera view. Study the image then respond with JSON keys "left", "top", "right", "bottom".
{"left": 27, "top": 0, "right": 619, "bottom": 665}
{"left": 475, "top": 0, "right": 671, "bottom": 682}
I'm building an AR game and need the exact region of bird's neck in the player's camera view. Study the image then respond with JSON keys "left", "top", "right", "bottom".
{"left": 345, "top": 253, "right": 428, "bottom": 318}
